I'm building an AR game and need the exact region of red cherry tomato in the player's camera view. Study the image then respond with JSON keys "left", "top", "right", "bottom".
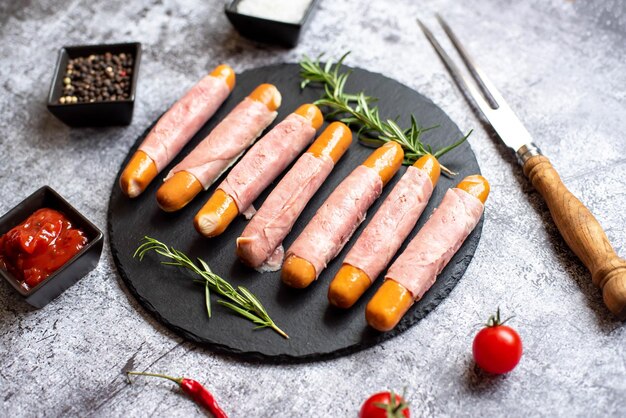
{"left": 472, "top": 308, "right": 523, "bottom": 374}
{"left": 359, "top": 391, "right": 410, "bottom": 418}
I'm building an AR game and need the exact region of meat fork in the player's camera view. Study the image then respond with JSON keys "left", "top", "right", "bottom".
{"left": 417, "top": 14, "right": 626, "bottom": 319}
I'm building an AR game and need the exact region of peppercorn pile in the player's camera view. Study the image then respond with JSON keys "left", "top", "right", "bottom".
{"left": 59, "top": 52, "right": 133, "bottom": 104}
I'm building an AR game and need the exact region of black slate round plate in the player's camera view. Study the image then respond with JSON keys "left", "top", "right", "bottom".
{"left": 108, "top": 63, "right": 482, "bottom": 363}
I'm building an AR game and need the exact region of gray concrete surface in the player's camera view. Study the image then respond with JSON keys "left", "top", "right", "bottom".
{"left": 1, "top": 0, "right": 625, "bottom": 416}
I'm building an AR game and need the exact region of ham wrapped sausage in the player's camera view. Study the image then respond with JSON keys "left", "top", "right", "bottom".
{"left": 236, "top": 122, "right": 352, "bottom": 271}
{"left": 119, "top": 64, "right": 235, "bottom": 198}
{"left": 328, "top": 155, "right": 441, "bottom": 308}
{"left": 194, "top": 104, "right": 323, "bottom": 238}
{"left": 366, "top": 175, "right": 490, "bottom": 331}
{"left": 156, "top": 84, "right": 281, "bottom": 212}
{"left": 281, "top": 142, "right": 404, "bottom": 289}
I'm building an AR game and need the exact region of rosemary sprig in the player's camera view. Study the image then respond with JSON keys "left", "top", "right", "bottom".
{"left": 134, "top": 236, "right": 288, "bottom": 339}
{"left": 299, "top": 52, "right": 470, "bottom": 176}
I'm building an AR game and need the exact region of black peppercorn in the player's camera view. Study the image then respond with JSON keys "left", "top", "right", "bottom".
{"left": 58, "top": 52, "right": 133, "bottom": 104}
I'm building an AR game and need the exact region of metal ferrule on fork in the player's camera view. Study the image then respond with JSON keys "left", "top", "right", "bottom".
{"left": 516, "top": 143, "right": 542, "bottom": 165}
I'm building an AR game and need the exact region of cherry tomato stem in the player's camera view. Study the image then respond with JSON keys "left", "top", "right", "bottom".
{"left": 359, "top": 391, "right": 410, "bottom": 418}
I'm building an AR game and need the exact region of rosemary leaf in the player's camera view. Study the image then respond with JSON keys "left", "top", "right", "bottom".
{"left": 238, "top": 286, "right": 269, "bottom": 317}
{"left": 134, "top": 236, "right": 288, "bottom": 339}
{"left": 299, "top": 52, "right": 472, "bottom": 176}
{"left": 434, "top": 129, "right": 473, "bottom": 158}
{"left": 217, "top": 300, "right": 265, "bottom": 325}
{"left": 205, "top": 281, "right": 211, "bottom": 318}
{"left": 197, "top": 258, "right": 213, "bottom": 274}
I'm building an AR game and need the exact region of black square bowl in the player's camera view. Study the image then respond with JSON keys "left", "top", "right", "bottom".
{"left": 225, "top": 0, "right": 318, "bottom": 47}
{"left": 47, "top": 42, "right": 141, "bottom": 127}
{"left": 0, "top": 186, "right": 103, "bottom": 308}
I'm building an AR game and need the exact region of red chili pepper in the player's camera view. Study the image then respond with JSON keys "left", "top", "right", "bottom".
{"left": 127, "top": 371, "right": 228, "bottom": 417}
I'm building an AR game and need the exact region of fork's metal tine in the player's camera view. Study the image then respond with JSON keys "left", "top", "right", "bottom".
{"left": 435, "top": 13, "right": 506, "bottom": 110}
{"left": 420, "top": 15, "right": 534, "bottom": 152}
{"left": 416, "top": 18, "right": 494, "bottom": 119}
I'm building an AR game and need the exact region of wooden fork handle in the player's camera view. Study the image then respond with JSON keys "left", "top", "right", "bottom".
{"left": 523, "top": 155, "right": 626, "bottom": 319}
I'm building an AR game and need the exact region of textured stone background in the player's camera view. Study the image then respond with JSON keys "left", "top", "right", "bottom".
{"left": 1, "top": 0, "right": 625, "bottom": 416}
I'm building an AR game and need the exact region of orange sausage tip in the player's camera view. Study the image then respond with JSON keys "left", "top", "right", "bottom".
{"left": 156, "top": 171, "right": 203, "bottom": 212}
{"left": 119, "top": 150, "right": 158, "bottom": 198}
{"left": 294, "top": 104, "right": 324, "bottom": 130}
{"left": 307, "top": 122, "right": 353, "bottom": 164}
{"left": 248, "top": 83, "right": 281, "bottom": 111}
{"left": 281, "top": 255, "right": 317, "bottom": 289}
{"left": 362, "top": 141, "right": 404, "bottom": 186}
{"left": 328, "top": 264, "right": 372, "bottom": 309}
{"left": 194, "top": 212, "right": 221, "bottom": 238}
{"left": 413, "top": 154, "right": 441, "bottom": 187}
{"left": 194, "top": 189, "right": 239, "bottom": 237}
{"left": 365, "top": 279, "right": 414, "bottom": 332}
{"left": 382, "top": 141, "right": 403, "bottom": 153}
{"left": 121, "top": 178, "right": 143, "bottom": 199}
{"left": 456, "top": 174, "right": 490, "bottom": 204}
{"left": 210, "top": 64, "right": 236, "bottom": 91}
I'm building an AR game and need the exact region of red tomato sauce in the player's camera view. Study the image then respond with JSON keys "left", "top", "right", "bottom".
{"left": 0, "top": 208, "right": 88, "bottom": 289}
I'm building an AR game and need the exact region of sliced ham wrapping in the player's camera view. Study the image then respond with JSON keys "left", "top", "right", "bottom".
{"left": 138, "top": 74, "right": 231, "bottom": 172}
{"left": 286, "top": 165, "right": 383, "bottom": 278}
{"left": 165, "top": 98, "right": 277, "bottom": 189}
{"left": 218, "top": 113, "right": 317, "bottom": 216}
{"left": 343, "top": 166, "right": 434, "bottom": 282}
{"left": 237, "top": 152, "right": 334, "bottom": 270}
{"left": 386, "top": 188, "right": 484, "bottom": 300}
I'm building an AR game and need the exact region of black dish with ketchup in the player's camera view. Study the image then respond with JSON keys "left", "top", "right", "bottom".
{"left": 0, "top": 186, "right": 103, "bottom": 308}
